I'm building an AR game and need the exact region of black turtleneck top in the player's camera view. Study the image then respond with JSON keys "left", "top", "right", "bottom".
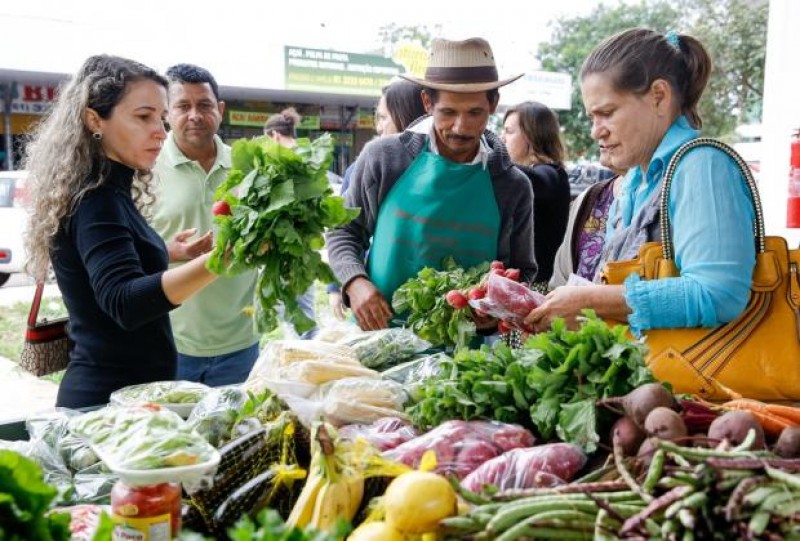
{"left": 51, "top": 160, "right": 178, "bottom": 408}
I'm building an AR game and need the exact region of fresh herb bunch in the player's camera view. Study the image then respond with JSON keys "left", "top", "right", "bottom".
{"left": 406, "top": 311, "right": 655, "bottom": 452}
{"left": 207, "top": 134, "right": 359, "bottom": 334}
{"left": 392, "top": 257, "right": 489, "bottom": 349}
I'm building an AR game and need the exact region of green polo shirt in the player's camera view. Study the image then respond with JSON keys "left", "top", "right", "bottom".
{"left": 151, "top": 133, "right": 259, "bottom": 357}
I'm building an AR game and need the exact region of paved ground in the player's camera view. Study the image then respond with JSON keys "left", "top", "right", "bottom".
{"left": 0, "top": 273, "right": 60, "bottom": 425}
{"left": 0, "top": 355, "right": 58, "bottom": 424}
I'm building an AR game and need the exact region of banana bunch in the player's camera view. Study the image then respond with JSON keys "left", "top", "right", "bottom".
{"left": 287, "top": 423, "right": 364, "bottom": 532}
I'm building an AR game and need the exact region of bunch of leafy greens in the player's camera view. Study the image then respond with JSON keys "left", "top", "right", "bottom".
{"left": 179, "top": 508, "right": 349, "bottom": 541}
{"left": 392, "top": 257, "right": 489, "bottom": 349}
{"left": 207, "top": 134, "right": 359, "bottom": 333}
{"left": 406, "top": 311, "right": 655, "bottom": 452}
{"left": 0, "top": 450, "right": 71, "bottom": 541}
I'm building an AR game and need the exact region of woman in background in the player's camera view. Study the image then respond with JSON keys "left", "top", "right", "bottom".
{"left": 501, "top": 101, "right": 571, "bottom": 287}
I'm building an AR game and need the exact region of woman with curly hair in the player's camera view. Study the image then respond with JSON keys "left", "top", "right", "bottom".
{"left": 24, "top": 55, "right": 220, "bottom": 408}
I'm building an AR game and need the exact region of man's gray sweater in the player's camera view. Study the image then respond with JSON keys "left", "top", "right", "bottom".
{"left": 326, "top": 128, "right": 537, "bottom": 297}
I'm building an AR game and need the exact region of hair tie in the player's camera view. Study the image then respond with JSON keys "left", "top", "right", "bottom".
{"left": 665, "top": 31, "right": 681, "bottom": 51}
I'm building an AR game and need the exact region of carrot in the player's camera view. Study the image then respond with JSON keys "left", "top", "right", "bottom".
{"left": 763, "top": 403, "right": 800, "bottom": 424}
{"left": 723, "top": 400, "right": 800, "bottom": 422}
{"left": 721, "top": 399, "right": 798, "bottom": 438}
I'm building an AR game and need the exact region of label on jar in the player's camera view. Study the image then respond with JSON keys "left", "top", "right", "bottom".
{"left": 112, "top": 512, "right": 172, "bottom": 541}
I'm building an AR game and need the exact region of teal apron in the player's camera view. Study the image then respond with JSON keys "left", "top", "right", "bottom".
{"left": 368, "top": 143, "right": 501, "bottom": 305}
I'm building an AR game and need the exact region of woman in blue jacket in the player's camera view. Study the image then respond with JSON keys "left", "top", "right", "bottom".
{"left": 525, "top": 28, "right": 755, "bottom": 336}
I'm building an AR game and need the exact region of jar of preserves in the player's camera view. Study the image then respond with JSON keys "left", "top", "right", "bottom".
{"left": 111, "top": 480, "right": 182, "bottom": 540}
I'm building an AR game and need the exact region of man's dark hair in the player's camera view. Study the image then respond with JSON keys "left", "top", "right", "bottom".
{"left": 165, "top": 63, "right": 220, "bottom": 101}
{"left": 423, "top": 88, "right": 500, "bottom": 107}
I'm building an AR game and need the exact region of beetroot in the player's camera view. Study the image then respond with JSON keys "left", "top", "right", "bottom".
{"left": 612, "top": 416, "right": 646, "bottom": 456}
{"left": 707, "top": 410, "right": 766, "bottom": 449}
{"left": 644, "top": 407, "right": 688, "bottom": 441}
{"left": 774, "top": 426, "right": 800, "bottom": 458}
{"left": 599, "top": 383, "right": 676, "bottom": 427}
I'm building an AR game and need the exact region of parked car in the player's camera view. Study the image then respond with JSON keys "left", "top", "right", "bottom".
{"left": 0, "top": 170, "right": 29, "bottom": 286}
{"left": 567, "top": 162, "right": 617, "bottom": 199}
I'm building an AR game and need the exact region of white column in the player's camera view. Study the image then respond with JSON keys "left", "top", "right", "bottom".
{"left": 760, "top": 0, "right": 800, "bottom": 245}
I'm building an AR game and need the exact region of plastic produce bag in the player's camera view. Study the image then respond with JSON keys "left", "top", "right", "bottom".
{"left": 314, "top": 377, "right": 410, "bottom": 426}
{"left": 186, "top": 386, "right": 249, "bottom": 448}
{"left": 338, "top": 328, "right": 432, "bottom": 369}
{"left": 338, "top": 417, "right": 419, "bottom": 452}
{"left": 461, "top": 443, "right": 588, "bottom": 492}
{"left": 110, "top": 380, "right": 210, "bottom": 418}
{"left": 69, "top": 405, "right": 220, "bottom": 491}
{"left": 469, "top": 273, "right": 546, "bottom": 331}
{"left": 314, "top": 321, "right": 363, "bottom": 344}
{"left": 383, "top": 420, "right": 535, "bottom": 479}
{"left": 381, "top": 353, "right": 449, "bottom": 403}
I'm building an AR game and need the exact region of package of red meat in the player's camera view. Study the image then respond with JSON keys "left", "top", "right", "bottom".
{"left": 461, "top": 443, "right": 588, "bottom": 493}
{"left": 469, "top": 273, "right": 546, "bottom": 332}
{"left": 337, "top": 417, "right": 420, "bottom": 452}
{"left": 382, "top": 420, "right": 535, "bottom": 479}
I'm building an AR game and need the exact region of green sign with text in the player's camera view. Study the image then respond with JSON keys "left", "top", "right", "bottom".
{"left": 285, "top": 46, "right": 404, "bottom": 97}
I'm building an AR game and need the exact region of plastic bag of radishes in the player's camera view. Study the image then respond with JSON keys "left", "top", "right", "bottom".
{"left": 468, "top": 273, "right": 546, "bottom": 332}
{"left": 338, "top": 417, "right": 420, "bottom": 452}
{"left": 461, "top": 443, "right": 588, "bottom": 492}
{"left": 382, "top": 420, "right": 535, "bottom": 479}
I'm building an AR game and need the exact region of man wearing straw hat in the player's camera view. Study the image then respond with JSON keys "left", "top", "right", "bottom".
{"left": 327, "top": 37, "right": 537, "bottom": 331}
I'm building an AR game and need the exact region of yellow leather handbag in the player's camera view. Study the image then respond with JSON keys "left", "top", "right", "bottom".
{"left": 602, "top": 138, "right": 800, "bottom": 401}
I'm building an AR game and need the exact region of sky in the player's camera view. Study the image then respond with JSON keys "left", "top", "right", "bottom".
{"left": 0, "top": 0, "right": 619, "bottom": 88}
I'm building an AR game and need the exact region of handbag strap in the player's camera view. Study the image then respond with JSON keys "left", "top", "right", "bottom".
{"left": 660, "top": 137, "right": 765, "bottom": 260}
{"left": 27, "top": 282, "right": 45, "bottom": 327}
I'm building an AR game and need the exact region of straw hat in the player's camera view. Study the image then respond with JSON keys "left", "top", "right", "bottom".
{"left": 399, "top": 37, "right": 523, "bottom": 93}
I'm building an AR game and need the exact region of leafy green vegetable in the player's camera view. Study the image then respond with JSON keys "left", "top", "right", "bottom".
{"left": 406, "top": 311, "right": 655, "bottom": 451}
{"left": 207, "top": 134, "right": 360, "bottom": 333}
{"left": 0, "top": 450, "right": 71, "bottom": 541}
{"left": 392, "top": 257, "right": 489, "bottom": 349}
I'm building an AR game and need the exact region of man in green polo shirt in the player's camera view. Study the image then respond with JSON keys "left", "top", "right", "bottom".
{"left": 151, "top": 64, "right": 259, "bottom": 386}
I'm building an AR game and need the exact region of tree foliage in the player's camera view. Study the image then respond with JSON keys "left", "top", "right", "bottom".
{"left": 538, "top": 0, "right": 768, "bottom": 159}
{"left": 377, "top": 23, "right": 434, "bottom": 55}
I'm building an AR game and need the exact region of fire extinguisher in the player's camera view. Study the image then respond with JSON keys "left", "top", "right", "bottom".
{"left": 787, "top": 129, "right": 800, "bottom": 228}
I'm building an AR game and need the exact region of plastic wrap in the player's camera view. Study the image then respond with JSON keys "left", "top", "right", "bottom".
{"left": 313, "top": 377, "right": 409, "bottom": 426}
{"left": 469, "top": 273, "right": 546, "bottom": 331}
{"left": 110, "top": 380, "right": 210, "bottom": 418}
{"left": 22, "top": 411, "right": 116, "bottom": 504}
{"left": 68, "top": 405, "right": 220, "bottom": 491}
{"left": 337, "top": 328, "right": 432, "bottom": 369}
{"left": 383, "top": 420, "right": 535, "bottom": 479}
{"left": 245, "top": 339, "right": 376, "bottom": 391}
{"left": 186, "top": 386, "right": 248, "bottom": 448}
{"left": 380, "top": 353, "right": 449, "bottom": 403}
{"left": 338, "top": 417, "right": 420, "bottom": 452}
{"left": 461, "top": 443, "right": 588, "bottom": 492}
{"left": 313, "top": 321, "right": 363, "bottom": 344}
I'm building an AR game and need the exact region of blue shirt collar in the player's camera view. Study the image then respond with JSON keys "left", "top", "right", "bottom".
{"left": 613, "top": 115, "right": 699, "bottom": 230}
{"left": 643, "top": 115, "right": 699, "bottom": 184}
